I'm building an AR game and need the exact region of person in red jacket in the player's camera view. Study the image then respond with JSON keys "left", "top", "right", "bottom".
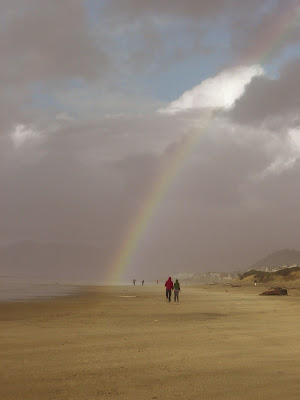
{"left": 165, "top": 277, "right": 173, "bottom": 302}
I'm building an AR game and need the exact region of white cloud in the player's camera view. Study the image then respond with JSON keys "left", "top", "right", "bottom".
{"left": 250, "top": 129, "right": 300, "bottom": 181}
{"left": 289, "top": 128, "right": 300, "bottom": 152}
{"left": 259, "top": 155, "right": 297, "bottom": 179}
{"left": 160, "top": 64, "right": 264, "bottom": 114}
{"left": 11, "top": 124, "right": 41, "bottom": 147}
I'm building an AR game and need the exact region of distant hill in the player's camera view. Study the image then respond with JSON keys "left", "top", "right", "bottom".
{"left": 248, "top": 249, "right": 300, "bottom": 271}
{"left": 239, "top": 266, "right": 300, "bottom": 283}
{"left": 0, "top": 241, "right": 108, "bottom": 281}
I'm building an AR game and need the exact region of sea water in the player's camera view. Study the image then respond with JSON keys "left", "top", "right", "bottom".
{"left": 0, "top": 275, "right": 80, "bottom": 301}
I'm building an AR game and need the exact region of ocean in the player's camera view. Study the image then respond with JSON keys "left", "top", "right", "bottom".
{"left": 0, "top": 275, "right": 80, "bottom": 301}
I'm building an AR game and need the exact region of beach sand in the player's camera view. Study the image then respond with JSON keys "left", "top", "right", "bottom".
{"left": 1, "top": 284, "right": 300, "bottom": 399}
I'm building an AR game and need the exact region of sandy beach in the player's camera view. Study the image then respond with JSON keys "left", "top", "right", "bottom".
{"left": 1, "top": 284, "right": 300, "bottom": 400}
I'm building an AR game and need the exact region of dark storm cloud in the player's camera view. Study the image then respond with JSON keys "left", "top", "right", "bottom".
{"left": 230, "top": 59, "right": 300, "bottom": 124}
{"left": 132, "top": 123, "right": 300, "bottom": 274}
{"left": 0, "top": 0, "right": 109, "bottom": 85}
{"left": 1, "top": 110, "right": 299, "bottom": 277}
{"left": 1, "top": 1, "right": 300, "bottom": 279}
{"left": 0, "top": 113, "right": 187, "bottom": 245}
{"left": 0, "top": 0, "right": 109, "bottom": 134}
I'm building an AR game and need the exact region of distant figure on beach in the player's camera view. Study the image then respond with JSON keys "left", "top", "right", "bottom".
{"left": 165, "top": 277, "right": 173, "bottom": 302}
{"left": 157, "top": 280, "right": 158, "bottom": 284}
{"left": 254, "top": 279, "right": 257, "bottom": 287}
{"left": 133, "top": 279, "right": 136, "bottom": 286}
{"left": 174, "top": 279, "right": 181, "bottom": 302}
{"left": 142, "top": 280, "right": 144, "bottom": 286}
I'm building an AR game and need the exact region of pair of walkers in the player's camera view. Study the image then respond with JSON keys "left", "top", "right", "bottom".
{"left": 165, "top": 277, "right": 181, "bottom": 302}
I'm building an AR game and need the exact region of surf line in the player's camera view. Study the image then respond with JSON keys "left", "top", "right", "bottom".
{"left": 106, "top": 111, "right": 214, "bottom": 283}
{"left": 107, "top": 3, "right": 300, "bottom": 283}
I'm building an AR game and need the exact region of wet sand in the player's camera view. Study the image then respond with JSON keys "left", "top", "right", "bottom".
{"left": 1, "top": 284, "right": 300, "bottom": 399}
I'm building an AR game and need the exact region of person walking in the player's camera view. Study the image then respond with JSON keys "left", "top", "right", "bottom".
{"left": 174, "top": 279, "right": 181, "bottom": 302}
{"left": 165, "top": 277, "right": 173, "bottom": 302}
{"left": 142, "top": 280, "right": 144, "bottom": 286}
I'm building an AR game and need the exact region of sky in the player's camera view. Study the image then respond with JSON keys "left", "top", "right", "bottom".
{"left": 1, "top": 0, "right": 300, "bottom": 281}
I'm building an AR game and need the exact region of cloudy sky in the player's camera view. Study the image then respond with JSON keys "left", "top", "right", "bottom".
{"left": 1, "top": 0, "right": 300, "bottom": 280}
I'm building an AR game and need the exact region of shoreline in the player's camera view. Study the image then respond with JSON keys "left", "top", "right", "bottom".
{"left": 1, "top": 279, "right": 300, "bottom": 303}
{"left": 0, "top": 281, "right": 83, "bottom": 302}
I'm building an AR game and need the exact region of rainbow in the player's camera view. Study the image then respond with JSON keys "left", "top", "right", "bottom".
{"left": 106, "top": 112, "right": 214, "bottom": 283}
{"left": 242, "top": 3, "right": 300, "bottom": 65}
{"left": 106, "top": 3, "right": 300, "bottom": 283}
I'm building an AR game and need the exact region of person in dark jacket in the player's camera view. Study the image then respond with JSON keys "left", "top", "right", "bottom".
{"left": 174, "top": 279, "right": 181, "bottom": 302}
{"left": 165, "top": 277, "right": 173, "bottom": 302}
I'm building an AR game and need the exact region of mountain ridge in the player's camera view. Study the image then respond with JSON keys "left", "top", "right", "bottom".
{"left": 248, "top": 249, "right": 300, "bottom": 271}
